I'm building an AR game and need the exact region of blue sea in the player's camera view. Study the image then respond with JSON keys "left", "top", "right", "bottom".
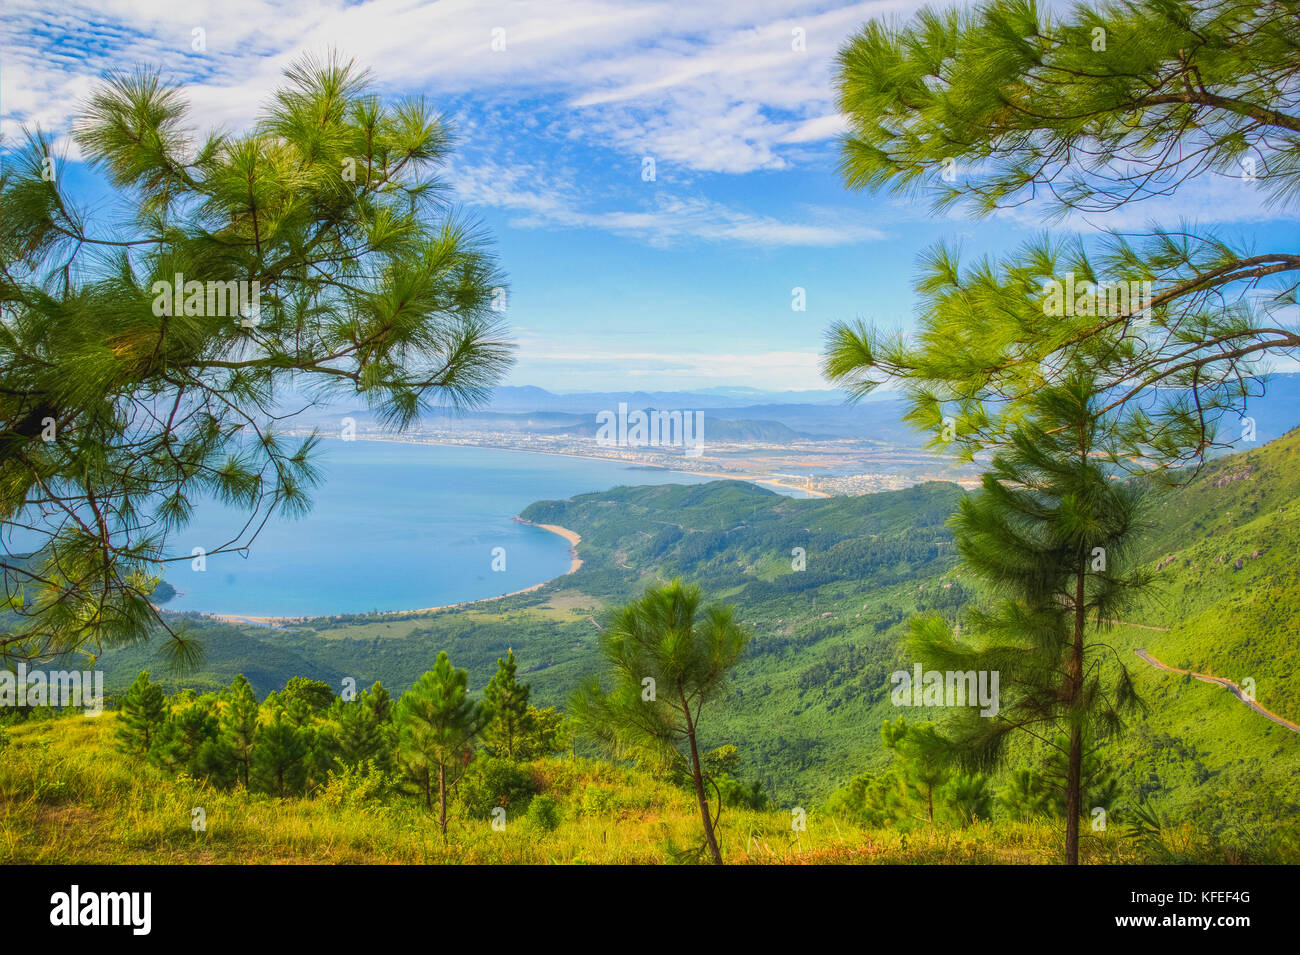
{"left": 162, "top": 440, "right": 718, "bottom": 617}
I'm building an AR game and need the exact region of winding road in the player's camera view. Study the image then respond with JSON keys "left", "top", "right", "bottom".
{"left": 1135, "top": 647, "right": 1300, "bottom": 734}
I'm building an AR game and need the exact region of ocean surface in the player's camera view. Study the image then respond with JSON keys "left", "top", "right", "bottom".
{"left": 161, "top": 440, "right": 720, "bottom": 617}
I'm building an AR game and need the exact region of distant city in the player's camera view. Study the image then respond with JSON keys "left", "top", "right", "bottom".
{"left": 275, "top": 376, "right": 1300, "bottom": 498}
{"left": 280, "top": 423, "right": 981, "bottom": 497}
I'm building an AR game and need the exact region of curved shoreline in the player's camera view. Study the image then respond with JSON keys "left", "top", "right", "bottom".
{"left": 200, "top": 520, "right": 583, "bottom": 628}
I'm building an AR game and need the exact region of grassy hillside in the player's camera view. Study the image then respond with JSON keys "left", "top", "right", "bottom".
{"left": 0, "top": 712, "right": 1239, "bottom": 865}
{"left": 68, "top": 431, "right": 1300, "bottom": 851}
{"left": 1127, "top": 429, "right": 1300, "bottom": 723}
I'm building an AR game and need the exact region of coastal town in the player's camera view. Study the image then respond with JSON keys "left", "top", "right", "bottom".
{"left": 277, "top": 421, "right": 982, "bottom": 499}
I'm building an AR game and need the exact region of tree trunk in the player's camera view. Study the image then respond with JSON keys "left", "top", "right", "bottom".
{"left": 1066, "top": 559, "right": 1087, "bottom": 866}
{"left": 1066, "top": 725, "right": 1083, "bottom": 866}
{"left": 438, "top": 764, "right": 448, "bottom": 836}
{"left": 680, "top": 688, "right": 723, "bottom": 865}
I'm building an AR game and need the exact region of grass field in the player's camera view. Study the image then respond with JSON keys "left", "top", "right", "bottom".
{"left": 0, "top": 713, "right": 1264, "bottom": 865}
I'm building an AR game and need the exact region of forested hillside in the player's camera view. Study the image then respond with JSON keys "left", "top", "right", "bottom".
{"left": 67, "top": 430, "right": 1299, "bottom": 856}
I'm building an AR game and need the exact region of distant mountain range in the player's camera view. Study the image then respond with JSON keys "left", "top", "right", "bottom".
{"left": 485, "top": 385, "right": 858, "bottom": 411}
{"left": 287, "top": 373, "right": 1300, "bottom": 451}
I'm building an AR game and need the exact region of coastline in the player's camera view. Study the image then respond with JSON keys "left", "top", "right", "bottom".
{"left": 296, "top": 431, "right": 831, "bottom": 498}
{"left": 179, "top": 443, "right": 821, "bottom": 628}
{"left": 201, "top": 520, "right": 584, "bottom": 628}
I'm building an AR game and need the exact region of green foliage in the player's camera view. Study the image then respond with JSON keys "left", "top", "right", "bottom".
{"left": 580, "top": 784, "right": 615, "bottom": 818}
{"left": 115, "top": 670, "right": 166, "bottom": 757}
{"left": 571, "top": 580, "right": 750, "bottom": 775}
{"left": 252, "top": 711, "right": 311, "bottom": 797}
{"left": 699, "top": 744, "right": 769, "bottom": 810}
{"left": 455, "top": 755, "right": 537, "bottom": 821}
{"left": 219, "top": 674, "right": 259, "bottom": 789}
{"left": 712, "top": 775, "right": 770, "bottom": 812}
{"left": 394, "top": 651, "right": 491, "bottom": 833}
{"left": 281, "top": 678, "right": 335, "bottom": 718}
{"left": 825, "top": 0, "right": 1300, "bottom": 472}
{"left": 701, "top": 744, "right": 740, "bottom": 779}
{"left": 997, "top": 768, "right": 1053, "bottom": 821}
{"left": 483, "top": 649, "right": 530, "bottom": 759}
{"left": 150, "top": 696, "right": 231, "bottom": 784}
{"left": 525, "top": 794, "right": 561, "bottom": 832}
{"left": 944, "top": 772, "right": 993, "bottom": 826}
{"left": 326, "top": 683, "right": 397, "bottom": 774}
{"left": 825, "top": 721, "right": 991, "bottom": 831}
{"left": 513, "top": 705, "right": 569, "bottom": 761}
{"left": 571, "top": 579, "right": 750, "bottom": 864}
{"left": 522, "top": 479, "right": 962, "bottom": 598}
{"left": 320, "top": 760, "right": 395, "bottom": 811}
{"left": 0, "top": 53, "right": 513, "bottom": 662}
{"left": 910, "top": 374, "right": 1151, "bottom": 862}
{"left": 882, "top": 718, "right": 953, "bottom": 830}
{"left": 2, "top": 708, "right": 1283, "bottom": 863}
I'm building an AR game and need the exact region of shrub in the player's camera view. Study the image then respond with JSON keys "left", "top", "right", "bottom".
{"left": 526, "top": 794, "right": 561, "bottom": 832}
{"left": 320, "top": 760, "right": 393, "bottom": 812}
{"left": 580, "top": 784, "right": 615, "bottom": 817}
{"left": 455, "top": 755, "right": 537, "bottom": 819}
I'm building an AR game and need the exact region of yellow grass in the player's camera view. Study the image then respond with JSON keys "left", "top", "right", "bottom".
{"left": 0, "top": 716, "right": 1188, "bottom": 865}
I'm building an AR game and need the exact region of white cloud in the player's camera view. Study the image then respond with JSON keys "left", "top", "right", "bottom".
{"left": 508, "top": 341, "right": 829, "bottom": 390}
{"left": 779, "top": 112, "right": 849, "bottom": 144}
{"left": 2, "top": 1, "right": 912, "bottom": 166}
{"left": 2, "top": 0, "right": 916, "bottom": 246}
{"left": 449, "top": 158, "right": 884, "bottom": 246}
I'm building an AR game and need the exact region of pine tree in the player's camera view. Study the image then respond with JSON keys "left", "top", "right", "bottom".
{"left": 282, "top": 678, "right": 334, "bottom": 718}
{"left": 909, "top": 372, "right": 1151, "bottom": 864}
{"left": 1036, "top": 734, "right": 1124, "bottom": 822}
{"left": 219, "top": 675, "right": 260, "bottom": 789}
{"left": 881, "top": 718, "right": 953, "bottom": 833}
{"left": 150, "top": 697, "right": 221, "bottom": 778}
{"left": 483, "top": 649, "right": 529, "bottom": 759}
{"left": 571, "top": 579, "right": 750, "bottom": 865}
{"left": 943, "top": 772, "right": 993, "bottom": 827}
{"left": 252, "top": 711, "right": 310, "bottom": 797}
{"left": 362, "top": 681, "right": 393, "bottom": 724}
{"left": 513, "top": 705, "right": 569, "bottom": 761}
{"left": 115, "top": 670, "right": 167, "bottom": 757}
{"left": 824, "top": 0, "right": 1299, "bottom": 474}
{"left": 395, "top": 652, "right": 491, "bottom": 835}
{"left": 998, "top": 769, "right": 1053, "bottom": 821}
{"left": 330, "top": 683, "right": 396, "bottom": 773}
{"left": 0, "top": 53, "right": 513, "bottom": 663}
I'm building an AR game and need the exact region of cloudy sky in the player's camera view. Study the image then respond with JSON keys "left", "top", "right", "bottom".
{"left": 2, "top": 0, "right": 1294, "bottom": 390}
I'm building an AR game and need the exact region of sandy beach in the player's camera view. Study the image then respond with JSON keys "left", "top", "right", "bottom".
{"left": 203, "top": 520, "right": 584, "bottom": 628}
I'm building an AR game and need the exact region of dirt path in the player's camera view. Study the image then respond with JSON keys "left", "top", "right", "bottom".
{"left": 1103, "top": 619, "right": 1169, "bottom": 632}
{"left": 1135, "top": 648, "right": 1299, "bottom": 734}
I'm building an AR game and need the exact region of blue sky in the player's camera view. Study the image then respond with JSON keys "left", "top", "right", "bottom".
{"left": 3, "top": 0, "right": 1295, "bottom": 391}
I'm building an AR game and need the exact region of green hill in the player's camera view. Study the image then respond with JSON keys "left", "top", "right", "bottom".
{"left": 75, "top": 432, "right": 1300, "bottom": 845}
{"left": 1125, "top": 429, "right": 1300, "bottom": 723}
